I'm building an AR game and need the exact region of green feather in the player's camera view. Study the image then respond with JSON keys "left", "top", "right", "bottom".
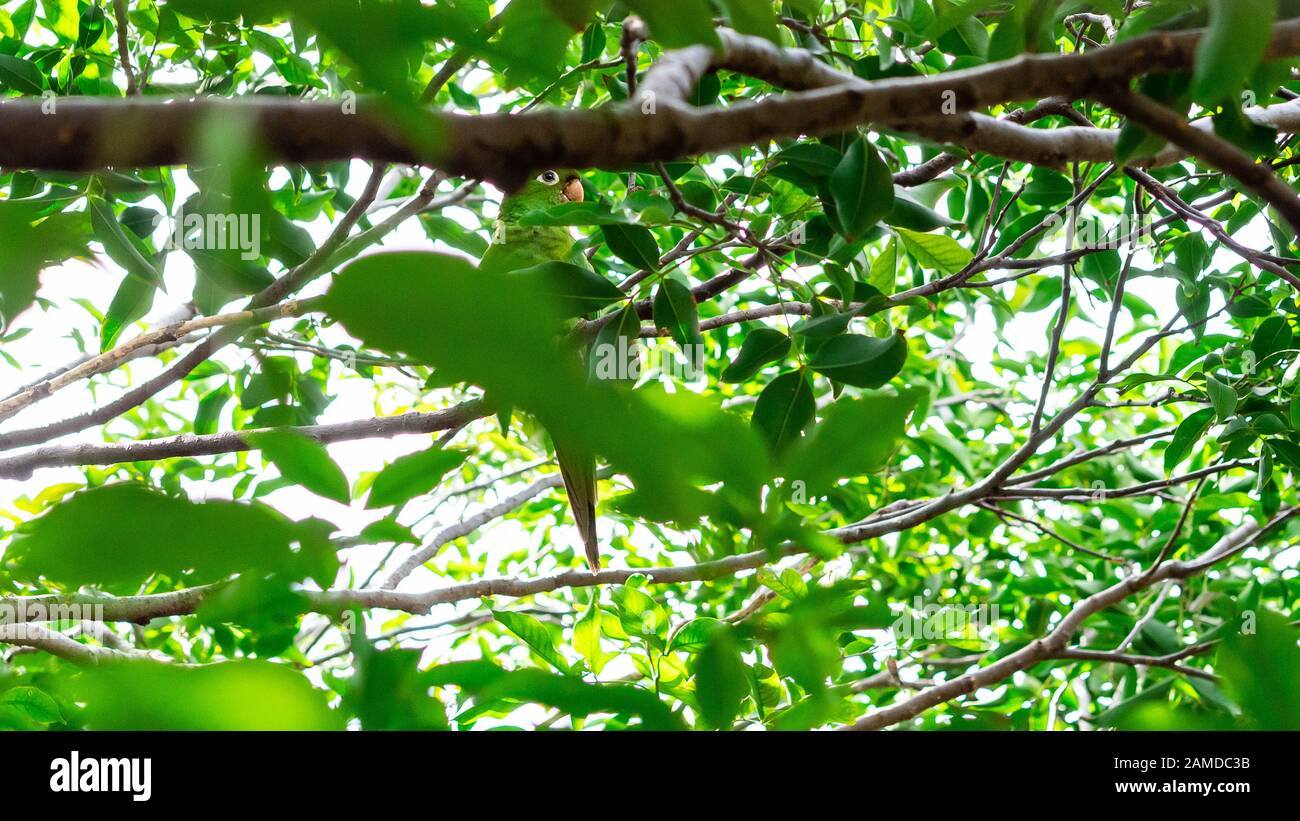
{"left": 479, "top": 170, "right": 586, "bottom": 273}
{"left": 478, "top": 170, "right": 602, "bottom": 571}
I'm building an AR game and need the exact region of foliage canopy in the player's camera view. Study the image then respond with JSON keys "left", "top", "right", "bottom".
{"left": 1, "top": 0, "right": 1299, "bottom": 731}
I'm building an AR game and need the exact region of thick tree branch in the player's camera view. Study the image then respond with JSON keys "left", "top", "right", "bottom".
{"left": 1096, "top": 87, "right": 1300, "bottom": 235}
{"left": 0, "top": 623, "right": 143, "bottom": 664}
{"left": 3, "top": 22, "right": 1300, "bottom": 185}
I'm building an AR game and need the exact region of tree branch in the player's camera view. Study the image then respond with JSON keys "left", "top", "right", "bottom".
{"left": 846, "top": 506, "right": 1300, "bottom": 730}
{"left": 1096, "top": 87, "right": 1300, "bottom": 235}
{"left": 111, "top": 0, "right": 138, "bottom": 96}
{"left": 3, "top": 22, "right": 1300, "bottom": 185}
{"left": 0, "top": 400, "right": 488, "bottom": 480}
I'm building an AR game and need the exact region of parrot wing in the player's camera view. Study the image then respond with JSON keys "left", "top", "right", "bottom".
{"left": 481, "top": 193, "right": 603, "bottom": 572}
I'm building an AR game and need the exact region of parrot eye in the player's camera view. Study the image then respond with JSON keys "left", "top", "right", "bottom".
{"left": 537, "top": 170, "right": 560, "bottom": 185}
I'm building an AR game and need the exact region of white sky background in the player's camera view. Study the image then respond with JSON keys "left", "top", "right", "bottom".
{"left": 2, "top": 20, "right": 1298, "bottom": 726}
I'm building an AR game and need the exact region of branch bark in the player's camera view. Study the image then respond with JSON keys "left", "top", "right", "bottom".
{"left": 0, "top": 400, "right": 488, "bottom": 479}
{"left": 1096, "top": 87, "right": 1300, "bottom": 234}
{"left": 2, "top": 22, "right": 1300, "bottom": 186}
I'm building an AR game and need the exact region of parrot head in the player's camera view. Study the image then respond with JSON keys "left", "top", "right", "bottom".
{"left": 499, "top": 169, "right": 584, "bottom": 221}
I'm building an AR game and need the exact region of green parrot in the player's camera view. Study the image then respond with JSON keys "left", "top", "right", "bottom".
{"left": 479, "top": 169, "right": 601, "bottom": 572}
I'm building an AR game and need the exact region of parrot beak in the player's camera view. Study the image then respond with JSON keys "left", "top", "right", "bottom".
{"left": 562, "top": 176, "right": 584, "bottom": 203}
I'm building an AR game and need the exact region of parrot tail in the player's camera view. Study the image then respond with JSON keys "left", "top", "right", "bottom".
{"left": 556, "top": 443, "right": 600, "bottom": 572}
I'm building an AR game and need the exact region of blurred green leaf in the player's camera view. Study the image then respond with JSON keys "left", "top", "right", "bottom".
{"left": 246, "top": 428, "right": 351, "bottom": 504}
{"left": 6, "top": 484, "right": 302, "bottom": 588}
{"left": 73, "top": 660, "right": 343, "bottom": 730}
{"left": 365, "top": 446, "right": 468, "bottom": 509}
{"left": 693, "top": 625, "right": 750, "bottom": 728}
{"left": 1191, "top": 0, "right": 1275, "bottom": 104}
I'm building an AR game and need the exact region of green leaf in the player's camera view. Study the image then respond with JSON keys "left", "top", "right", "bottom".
{"left": 366, "top": 446, "right": 468, "bottom": 509}
{"left": 1250, "top": 315, "right": 1293, "bottom": 366}
{"left": 77, "top": 3, "right": 106, "bottom": 49}
{"left": 1176, "top": 282, "right": 1210, "bottom": 342}
{"left": 828, "top": 138, "right": 894, "bottom": 239}
{"left": 507, "top": 261, "right": 626, "bottom": 317}
{"left": 542, "top": 0, "right": 598, "bottom": 30}
{"left": 450, "top": 665, "right": 684, "bottom": 728}
{"left": 792, "top": 309, "right": 858, "bottom": 339}
{"left": 1021, "top": 169, "right": 1074, "bottom": 207}
{"left": 807, "top": 332, "right": 908, "bottom": 388}
{"left": 193, "top": 0, "right": 455, "bottom": 98}
{"left": 1217, "top": 609, "right": 1300, "bottom": 729}
{"left": 987, "top": 10, "right": 1027, "bottom": 61}
{"left": 600, "top": 222, "right": 661, "bottom": 271}
{"left": 721, "top": 328, "right": 791, "bottom": 383}
{"left": 752, "top": 370, "right": 816, "bottom": 453}
{"left": 359, "top": 517, "right": 420, "bottom": 545}
{"left": 496, "top": 610, "right": 571, "bottom": 673}
{"left": 345, "top": 642, "right": 448, "bottom": 730}
{"left": 623, "top": 0, "right": 720, "bottom": 49}
{"left": 896, "top": 227, "right": 972, "bottom": 274}
{"left": 580, "top": 21, "right": 606, "bottom": 62}
{"left": 74, "top": 660, "right": 343, "bottom": 730}
{"left": 246, "top": 428, "right": 351, "bottom": 504}
{"left": 782, "top": 392, "right": 918, "bottom": 492}
{"left": 718, "top": 0, "right": 779, "bottom": 43}
{"left": 653, "top": 277, "right": 703, "bottom": 349}
{"left": 1191, "top": 0, "right": 1275, "bottom": 104}
{"left": 868, "top": 238, "right": 898, "bottom": 295}
{"left": 88, "top": 196, "right": 162, "bottom": 287}
{"left": 100, "top": 272, "right": 156, "bottom": 351}
{"left": 0, "top": 686, "right": 61, "bottom": 724}
{"left": 573, "top": 599, "right": 610, "bottom": 674}
{"left": 770, "top": 618, "right": 839, "bottom": 693}
{"left": 6, "top": 483, "right": 303, "bottom": 588}
{"left": 1115, "top": 72, "right": 1191, "bottom": 164}
{"left": 775, "top": 143, "right": 843, "bottom": 179}
{"left": 261, "top": 210, "right": 315, "bottom": 266}
{"left": 756, "top": 567, "right": 808, "bottom": 600}
{"left": 495, "top": 0, "right": 578, "bottom": 87}
{"left": 190, "top": 250, "right": 275, "bottom": 296}
{"left": 194, "top": 385, "right": 233, "bottom": 436}
{"left": 1266, "top": 438, "right": 1300, "bottom": 471}
{"left": 323, "top": 251, "right": 768, "bottom": 527}
{"left": 884, "top": 193, "right": 960, "bottom": 232}
{"left": 1227, "top": 295, "right": 1272, "bottom": 318}
{"left": 0, "top": 54, "right": 44, "bottom": 93}
{"left": 40, "top": 0, "right": 78, "bottom": 41}
{"left": 667, "top": 617, "right": 725, "bottom": 654}
{"left": 1163, "top": 407, "right": 1216, "bottom": 473}
{"left": 693, "top": 625, "right": 750, "bottom": 728}
{"left": 589, "top": 301, "right": 642, "bottom": 384}
{"left": 1205, "top": 374, "right": 1237, "bottom": 421}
